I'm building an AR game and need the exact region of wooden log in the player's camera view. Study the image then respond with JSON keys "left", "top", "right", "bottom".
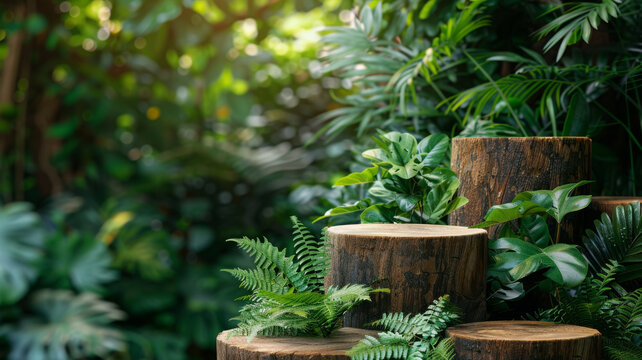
{"left": 325, "top": 224, "right": 488, "bottom": 326}
{"left": 447, "top": 320, "right": 602, "bottom": 360}
{"left": 449, "top": 137, "right": 592, "bottom": 242}
{"left": 216, "top": 327, "right": 377, "bottom": 360}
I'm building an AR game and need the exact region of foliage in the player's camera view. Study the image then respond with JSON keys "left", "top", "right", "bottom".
{"left": 315, "top": 131, "right": 467, "bottom": 224}
{"left": 2, "top": 290, "right": 126, "bottom": 360}
{"left": 224, "top": 217, "right": 384, "bottom": 340}
{"left": 316, "top": 0, "right": 642, "bottom": 196}
{"left": 0, "top": 203, "right": 44, "bottom": 305}
{"left": 346, "top": 295, "right": 460, "bottom": 360}
{"left": 582, "top": 202, "right": 642, "bottom": 285}
{"left": 476, "top": 182, "right": 591, "bottom": 300}
{"left": 535, "top": 261, "right": 642, "bottom": 360}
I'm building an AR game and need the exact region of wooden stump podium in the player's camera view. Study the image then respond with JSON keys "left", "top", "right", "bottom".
{"left": 216, "top": 327, "right": 377, "bottom": 360}
{"left": 449, "top": 137, "right": 592, "bottom": 242}
{"left": 447, "top": 321, "right": 602, "bottom": 360}
{"left": 325, "top": 224, "right": 488, "bottom": 326}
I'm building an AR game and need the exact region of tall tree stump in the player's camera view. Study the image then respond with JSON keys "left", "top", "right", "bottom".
{"left": 216, "top": 327, "right": 377, "bottom": 360}
{"left": 325, "top": 224, "right": 488, "bottom": 326}
{"left": 449, "top": 137, "right": 592, "bottom": 242}
{"left": 447, "top": 321, "right": 601, "bottom": 360}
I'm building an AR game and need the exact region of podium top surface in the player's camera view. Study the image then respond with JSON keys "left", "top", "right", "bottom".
{"left": 327, "top": 223, "right": 487, "bottom": 238}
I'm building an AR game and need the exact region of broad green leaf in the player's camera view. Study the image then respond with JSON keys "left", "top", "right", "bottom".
{"left": 561, "top": 93, "right": 590, "bottom": 136}
{"left": 493, "top": 238, "right": 588, "bottom": 287}
{"left": 519, "top": 215, "right": 551, "bottom": 247}
{"left": 361, "top": 205, "right": 396, "bottom": 223}
{"left": 416, "top": 133, "right": 449, "bottom": 168}
{"left": 472, "top": 201, "right": 549, "bottom": 228}
{"left": 313, "top": 200, "right": 372, "bottom": 223}
{"left": 334, "top": 166, "right": 379, "bottom": 186}
{"left": 424, "top": 177, "right": 460, "bottom": 222}
{"left": 542, "top": 181, "right": 592, "bottom": 222}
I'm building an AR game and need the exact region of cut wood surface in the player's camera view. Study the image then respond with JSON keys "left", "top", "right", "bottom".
{"left": 326, "top": 224, "right": 488, "bottom": 326}
{"left": 216, "top": 327, "right": 377, "bottom": 360}
{"left": 449, "top": 137, "right": 592, "bottom": 242}
{"left": 447, "top": 320, "right": 602, "bottom": 360}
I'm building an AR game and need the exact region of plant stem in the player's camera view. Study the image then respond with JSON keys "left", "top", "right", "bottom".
{"left": 461, "top": 48, "right": 529, "bottom": 136}
{"left": 555, "top": 222, "right": 561, "bottom": 244}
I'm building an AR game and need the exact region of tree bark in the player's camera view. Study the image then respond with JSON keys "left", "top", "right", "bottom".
{"left": 325, "top": 224, "right": 488, "bottom": 326}
{"left": 449, "top": 137, "right": 592, "bottom": 243}
{"left": 216, "top": 327, "right": 377, "bottom": 360}
{"left": 447, "top": 320, "right": 601, "bottom": 360}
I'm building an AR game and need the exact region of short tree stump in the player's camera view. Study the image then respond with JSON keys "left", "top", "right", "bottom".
{"left": 216, "top": 327, "right": 377, "bottom": 360}
{"left": 447, "top": 320, "right": 602, "bottom": 360}
{"left": 325, "top": 224, "right": 488, "bottom": 326}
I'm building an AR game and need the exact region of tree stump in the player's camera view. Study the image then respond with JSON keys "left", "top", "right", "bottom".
{"left": 447, "top": 321, "right": 601, "bottom": 360}
{"left": 216, "top": 327, "right": 377, "bottom": 360}
{"left": 585, "top": 196, "right": 642, "bottom": 226}
{"left": 325, "top": 224, "right": 488, "bottom": 326}
{"left": 449, "top": 137, "right": 592, "bottom": 242}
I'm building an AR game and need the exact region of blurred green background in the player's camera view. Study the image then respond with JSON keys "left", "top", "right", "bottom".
{"left": 0, "top": 0, "right": 354, "bottom": 358}
{"left": 1, "top": 0, "right": 641, "bottom": 358}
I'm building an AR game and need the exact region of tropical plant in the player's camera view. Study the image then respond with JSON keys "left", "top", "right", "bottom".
{"left": 315, "top": 131, "right": 467, "bottom": 224}
{"left": 582, "top": 201, "right": 642, "bottom": 286}
{"left": 474, "top": 181, "right": 592, "bottom": 301}
{"left": 535, "top": 261, "right": 642, "bottom": 360}
{"left": 346, "top": 295, "right": 460, "bottom": 360}
{"left": 2, "top": 290, "right": 126, "bottom": 360}
{"left": 223, "top": 216, "right": 385, "bottom": 340}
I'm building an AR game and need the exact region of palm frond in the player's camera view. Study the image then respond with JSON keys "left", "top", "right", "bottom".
{"left": 582, "top": 201, "right": 642, "bottom": 285}
{"left": 537, "top": 0, "right": 622, "bottom": 61}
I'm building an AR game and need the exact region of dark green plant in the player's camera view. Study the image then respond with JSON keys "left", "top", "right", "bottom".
{"left": 315, "top": 131, "right": 467, "bottom": 224}
{"left": 535, "top": 261, "right": 642, "bottom": 360}
{"left": 346, "top": 295, "right": 460, "bottom": 360}
{"left": 582, "top": 201, "right": 642, "bottom": 285}
{"left": 474, "top": 181, "right": 592, "bottom": 300}
{"left": 224, "top": 216, "right": 385, "bottom": 340}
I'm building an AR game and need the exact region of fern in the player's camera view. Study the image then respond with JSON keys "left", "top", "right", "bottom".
{"left": 348, "top": 296, "right": 459, "bottom": 360}
{"left": 224, "top": 217, "right": 382, "bottom": 340}
{"left": 534, "top": 262, "right": 642, "bottom": 359}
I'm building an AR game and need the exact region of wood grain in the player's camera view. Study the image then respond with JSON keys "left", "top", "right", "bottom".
{"left": 325, "top": 224, "right": 488, "bottom": 326}
{"left": 447, "top": 320, "right": 602, "bottom": 360}
{"left": 216, "top": 327, "right": 377, "bottom": 360}
{"left": 449, "top": 137, "right": 592, "bottom": 242}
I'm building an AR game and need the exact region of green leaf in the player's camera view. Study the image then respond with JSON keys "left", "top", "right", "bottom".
{"left": 416, "top": 134, "right": 449, "bottom": 168}
{"left": 313, "top": 200, "right": 372, "bottom": 223}
{"left": 0, "top": 203, "right": 44, "bottom": 305}
{"left": 492, "top": 238, "right": 588, "bottom": 287}
{"left": 542, "top": 181, "right": 592, "bottom": 222}
{"left": 562, "top": 93, "right": 590, "bottom": 136}
{"left": 126, "top": 0, "right": 182, "bottom": 35}
{"left": 361, "top": 204, "right": 396, "bottom": 223}
{"left": 334, "top": 166, "right": 379, "bottom": 186}
{"left": 472, "top": 201, "right": 549, "bottom": 228}
{"left": 519, "top": 215, "right": 551, "bottom": 247}
{"left": 47, "top": 117, "right": 78, "bottom": 138}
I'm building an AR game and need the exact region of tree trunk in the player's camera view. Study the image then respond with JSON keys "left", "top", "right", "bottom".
{"left": 216, "top": 327, "right": 377, "bottom": 360}
{"left": 325, "top": 224, "right": 488, "bottom": 326}
{"left": 447, "top": 321, "right": 601, "bottom": 360}
{"left": 449, "top": 137, "right": 592, "bottom": 243}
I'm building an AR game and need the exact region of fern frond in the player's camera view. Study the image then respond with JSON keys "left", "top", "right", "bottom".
{"left": 291, "top": 216, "right": 328, "bottom": 291}
{"left": 613, "top": 288, "right": 642, "bottom": 339}
{"left": 419, "top": 295, "right": 461, "bottom": 339}
{"left": 604, "top": 338, "right": 642, "bottom": 360}
{"left": 221, "top": 268, "right": 288, "bottom": 294}
{"left": 428, "top": 338, "right": 456, "bottom": 360}
{"left": 373, "top": 312, "right": 424, "bottom": 336}
{"left": 227, "top": 237, "right": 309, "bottom": 291}
{"left": 346, "top": 333, "right": 411, "bottom": 360}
